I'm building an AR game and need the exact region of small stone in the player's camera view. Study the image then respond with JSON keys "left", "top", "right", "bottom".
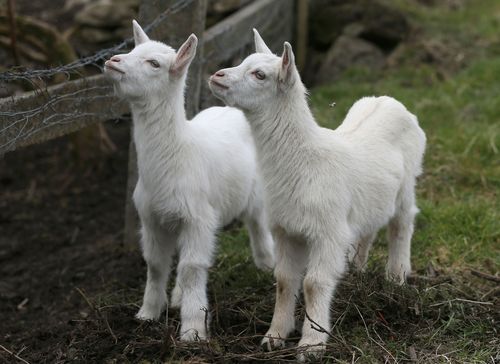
{"left": 309, "top": 0, "right": 410, "bottom": 51}
{"left": 78, "top": 27, "right": 120, "bottom": 44}
{"left": 75, "top": 0, "right": 136, "bottom": 28}
{"left": 315, "top": 35, "right": 385, "bottom": 85}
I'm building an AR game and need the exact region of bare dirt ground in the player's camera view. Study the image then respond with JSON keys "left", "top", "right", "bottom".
{"left": 0, "top": 122, "right": 150, "bottom": 363}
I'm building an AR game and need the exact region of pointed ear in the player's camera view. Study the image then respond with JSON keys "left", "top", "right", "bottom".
{"left": 278, "top": 42, "right": 296, "bottom": 89}
{"left": 253, "top": 28, "right": 272, "bottom": 54}
{"left": 170, "top": 34, "right": 198, "bottom": 76}
{"left": 133, "top": 20, "right": 149, "bottom": 46}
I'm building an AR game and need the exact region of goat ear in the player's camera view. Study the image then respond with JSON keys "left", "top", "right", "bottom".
{"left": 253, "top": 28, "right": 272, "bottom": 54}
{"left": 170, "top": 34, "right": 198, "bottom": 76}
{"left": 133, "top": 20, "right": 149, "bottom": 46}
{"left": 278, "top": 42, "right": 296, "bottom": 88}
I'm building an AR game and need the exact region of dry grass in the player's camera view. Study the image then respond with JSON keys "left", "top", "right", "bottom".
{"left": 59, "top": 256, "right": 498, "bottom": 363}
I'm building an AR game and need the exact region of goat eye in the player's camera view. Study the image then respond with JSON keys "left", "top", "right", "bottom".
{"left": 253, "top": 70, "right": 266, "bottom": 80}
{"left": 148, "top": 60, "right": 160, "bottom": 68}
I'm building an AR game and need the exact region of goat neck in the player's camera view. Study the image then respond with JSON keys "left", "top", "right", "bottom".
{"left": 245, "top": 83, "right": 320, "bottom": 168}
{"left": 129, "top": 81, "right": 187, "bottom": 181}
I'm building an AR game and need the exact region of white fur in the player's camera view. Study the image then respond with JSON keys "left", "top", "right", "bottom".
{"left": 209, "top": 29, "right": 426, "bottom": 359}
{"left": 104, "top": 21, "right": 274, "bottom": 341}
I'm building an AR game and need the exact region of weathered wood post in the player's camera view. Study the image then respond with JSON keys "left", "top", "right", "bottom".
{"left": 296, "top": 0, "right": 309, "bottom": 72}
{"left": 123, "top": 0, "right": 208, "bottom": 249}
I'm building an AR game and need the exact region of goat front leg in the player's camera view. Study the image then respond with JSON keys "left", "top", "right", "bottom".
{"left": 175, "top": 217, "right": 218, "bottom": 341}
{"left": 262, "top": 228, "right": 307, "bottom": 350}
{"left": 297, "top": 230, "right": 350, "bottom": 361}
{"left": 136, "top": 217, "right": 177, "bottom": 321}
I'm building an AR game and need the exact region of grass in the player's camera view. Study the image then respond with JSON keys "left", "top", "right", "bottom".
{"left": 308, "top": 0, "right": 500, "bottom": 274}
{"left": 63, "top": 1, "right": 499, "bottom": 363}
{"left": 310, "top": 58, "right": 500, "bottom": 274}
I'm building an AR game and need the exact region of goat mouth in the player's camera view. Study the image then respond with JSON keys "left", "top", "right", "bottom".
{"left": 210, "top": 79, "right": 229, "bottom": 90}
{"left": 104, "top": 64, "right": 125, "bottom": 74}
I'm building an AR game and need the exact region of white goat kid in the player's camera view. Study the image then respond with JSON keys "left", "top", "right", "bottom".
{"left": 104, "top": 21, "right": 274, "bottom": 341}
{"left": 208, "top": 29, "right": 426, "bottom": 358}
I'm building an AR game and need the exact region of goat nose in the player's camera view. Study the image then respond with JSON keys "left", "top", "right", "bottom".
{"left": 214, "top": 71, "right": 225, "bottom": 78}
{"left": 110, "top": 55, "right": 121, "bottom": 62}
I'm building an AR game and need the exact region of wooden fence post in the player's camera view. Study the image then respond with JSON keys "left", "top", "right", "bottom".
{"left": 123, "top": 0, "right": 208, "bottom": 249}
{"left": 296, "top": 0, "right": 309, "bottom": 72}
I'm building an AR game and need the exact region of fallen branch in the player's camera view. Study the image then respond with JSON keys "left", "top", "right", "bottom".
{"left": 470, "top": 269, "right": 500, "bottom": 283}
{"left": 0, "top": 344, "right": 30, "bottom": 364}
{"left": 304, "top": 310, "right": 334, "bottom": 339}
{"left": 429, "top": 297, "right": 493, "bottom": 307}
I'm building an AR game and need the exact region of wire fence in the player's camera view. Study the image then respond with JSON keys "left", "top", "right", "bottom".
{"left": 0, "top": 81, "right": 127, "bottom": 152}
{"left": 0, "top": 0, "right": 197, "bottom": 155}
{"left": 0, "top": 0, "right": 195, "bottom": 82}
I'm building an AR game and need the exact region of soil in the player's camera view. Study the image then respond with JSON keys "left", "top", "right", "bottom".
{"left": 0, "top": 121, "right": 152, "bottom": 363}
{"left": 1, "top": 12, "right": 146, "bottom": 363}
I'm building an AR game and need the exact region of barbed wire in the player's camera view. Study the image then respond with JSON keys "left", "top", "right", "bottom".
{"left": 0, "top": 0, "right": 200, "bottom": 155}
{"left": 0, "top": 83, "right": 127, "bottom": 152}
{"left": 0, "top": 0, "right": 287, "bottom": 155}
{"left": 0, "top": 0, "right": 196, "bottom": 82}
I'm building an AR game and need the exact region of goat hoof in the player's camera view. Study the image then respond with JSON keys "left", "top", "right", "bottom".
{"left": 254, "top": 255, "right": 275, "bottom": 271}
{"left": 261, "top": 333, "right": 286, "bottom": 351}
{"left": 296, "top": 343, "right": 326, "bottom": 362}
{"left": 385, "top": 266, "right": 411, "bottom": 285}
{"left": 180, "top": 328, "right": 207, "bottom": 342}
{"left": 135, "top": 306, "right": 160, "bottom": 321}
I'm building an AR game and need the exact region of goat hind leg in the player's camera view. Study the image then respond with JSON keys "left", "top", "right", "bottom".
{"left": 352, "top": 232, "right": 377, "bottom": 272}
{"left": 243, "top": 210, "right": 275, "bottom": 271}
{"left": 386, "top": 182, "right": 418, "bottom": 284}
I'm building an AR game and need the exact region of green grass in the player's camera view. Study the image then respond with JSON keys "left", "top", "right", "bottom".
{"left": 308, "top": 57, "right": 500, "bottom": 273}
{"left": 308, "top": 44, "right": 500, "bottom": 275}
